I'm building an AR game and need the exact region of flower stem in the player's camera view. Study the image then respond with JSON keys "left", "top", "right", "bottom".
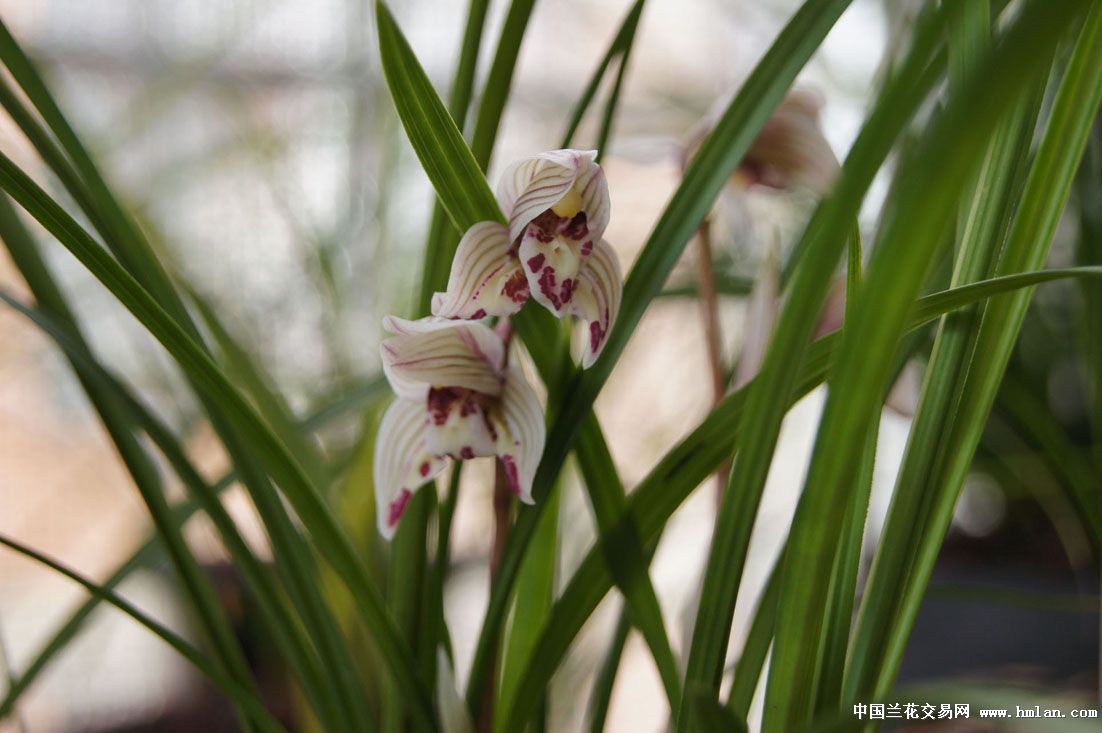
{"left": 692, "top": 216, "right": 731, "bottom": 504}
{"left": 479, "top": 458, "right": 514, "bottom": 733}
{"left": 481, "top": 314, "right": 517, "bottom": 733}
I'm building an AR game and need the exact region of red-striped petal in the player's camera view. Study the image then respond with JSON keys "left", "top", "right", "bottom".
{"left": 373, "top": 398, "right": 447, "bottom": 539}
{"left": 492, "top": 361, "right": 546, "bottom": 503}
{"left": 380, "top": 316, "right": 505, "bottom": 399}
{"left": 568, "top": 239, "right": 622, "bottom": 368}
{"left": 431, "top": 221, "right": 528, "bottom": 319}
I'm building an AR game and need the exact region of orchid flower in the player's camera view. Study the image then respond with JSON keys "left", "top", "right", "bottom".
{"left": 431, "top": 149, "right": 622, "bottom": 368}
{"left": 373, "top": 316, "right": 545, "bottom": 539}
{"left": 733, "top": 89, "right": 837, "bottom": 195}
{"left": 686, "top": 89, "right": 837, "bottom": 196}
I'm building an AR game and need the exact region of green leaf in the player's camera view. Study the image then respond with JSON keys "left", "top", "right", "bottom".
{"left": 762, "top": 2, "right": 1090, "bottom": 729}
{"left": 417, "top": 0, "right": 491, "bottom": 313}
{"left": 422, "top": 465, "right": 464, "bottom": 683}
{"left": 0, "top": 75, "right": 96, "bottom": 222}
{"left": 810, "top": 230, "right": 878, "bottom": 713}
{"left": 571, "top": 417, "right": 683, "bottom": 703}
{"left": 592, "top": 0, "right": 854, "bottom": 384}
{"left": 863, "top": 2, "right": 1102, "bottom": 705}
{"left": 0, "top": 534, "right": 288, "bottom": 733}
{"left": 811, "top": 419, "right": 878, "bottom": 711}
{"left": 680, "top": 3, "right": 946, "bottom": 726}
{"left": 0, "top": 197, "right": 262, "bottom": 730}
{"left": 0, "top": 23, "right": 378, "bottom": 730}
{"left": 585, "top": 607, "right": 632, "bottom": 732}
{"left": 589, "top": 5, "right": 642, "bottom": 162}
{"left": 842, "top": 25, "right": 1045, "bottom": 710}
{"left": 414, "top": 0, "right": 493, "bottom": 310}
{"left": 849, "top": 2, "right": 1102, "bottom": 706}
{"left": 686, "top": 689, "right": 748, "bottom": 733}
{"left": 375, "top": 1, "right": 502, "bottom": 231}
{"left": 500, "top": 262, "right": 1102, "bottom": 729}
{"left": 496, "top": 483, "right": 561, "bottom": 733}
{"left": 494, "top": 1, "right": 860, "bottom": 725}
{"left": 9, "top": 255, "right": 1085, "bottom": 726}
{"left": 0, "top": 373, "right": 389, "bottom": 721}
{"left": 385, "top": 489, "right": 436, "bottom": 733}
{"left": 0, "top": 16, "right": 166, "bottom": 289}
{"left": 0, "top": 287, "right": 359, "bottom": 732}
{"left": 491, "top": 312, "right": 682, "bottom": 724}
{"left": 467, "top": 0, "right": 539, "bottom": 169}
{"left": 0, "top": 151, "right": 438, "bottom": 731}
{"left": 725, "top": 552, "right": 783, "bottom": 718}
{"left": 488, "top": 312, "right": 683, "bottom": 725}
{"left": 559, "top": 0, "right": 647, "bottom": 153}
{"left": 386, "top": 0, "right": 496, "bottom": 697}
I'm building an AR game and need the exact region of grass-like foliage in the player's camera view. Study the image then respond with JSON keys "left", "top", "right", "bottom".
{"left": 0, "top": 0, "right": 1099, "bottom": 731}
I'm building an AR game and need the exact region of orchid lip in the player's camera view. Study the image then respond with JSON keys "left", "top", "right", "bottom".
{"left": 374, "top": 318, "right": 546, "bottom": 538}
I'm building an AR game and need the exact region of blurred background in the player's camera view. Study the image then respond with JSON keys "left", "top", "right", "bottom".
{"left": 0, "top": 0, "right": 1097, "bottom": 731}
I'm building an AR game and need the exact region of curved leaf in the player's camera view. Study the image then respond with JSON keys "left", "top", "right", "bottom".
{"left": 0, "top": 374, "right": 389, "bottom": 719}
{"left": 501, "top": 262, "right": 1102, "bottom": 730}
{"left": 0, "top": 535, "right": 288, "bottom": 733}
{"left": 0, "top": 150, "right": 439, "bottom": 732}
{"left": 849, "top": 2, "right": 1102, "bottom": 705}
{"left": 491, "top": 1, "right": 858, "bottom": 725}
{"left": 762, "top": 2, "right": 1089, "bottom": 728}
{"left": 375, "top": 1, "right": 502, "bottom": 231}
{"left": 680, "top": 4, "right": 947, "bottom": 726}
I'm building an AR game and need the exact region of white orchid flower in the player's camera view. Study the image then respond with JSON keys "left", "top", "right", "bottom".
{"left": 373, "top": 316, "right": 545, "bottom": 539}
{"left": 431, "top": 149, "right": 622, "bottom": 368}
